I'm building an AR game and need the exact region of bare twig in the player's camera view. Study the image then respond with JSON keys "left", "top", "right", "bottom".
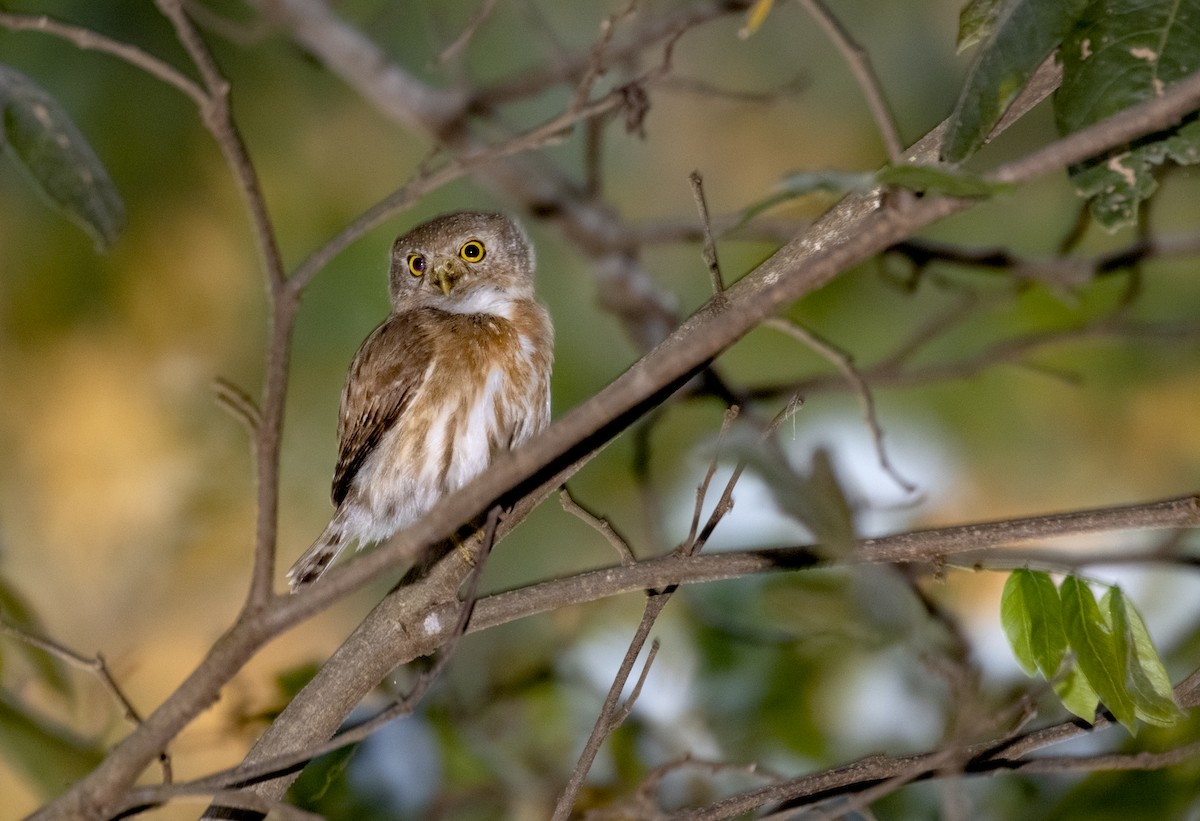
{"left": 555, "top": 401, "right": 756, "bottom": 818}
{"left": 613, "top": 638, "right": 661, "bottom": 726}
{"left": 571, "top": 0, "right": 639, "bottom": 112}
{"left": 550, "top": 627, "right": 663, "bottom": 821}
{"left": 560, "top": 487, "right": 637, "bottom": 564}
{"left": 153, "top": 0, "right": 290, "bottom": 610}
{"left": 999, "top": 739, "right": 1200, "bottom": 775}
{"left": 765, "top": 317, "right": 916, "bottom": 493}
{"left": 771, "top": 745, "right": 964, "bottom": 821}
{"left": 888, "top": 232, "right": 1200, "bottom": 288}
{"left": 434, "top": 0, "right": 501, "bottom": 65}
{"left": 685, "top": 406, "right": 740, "bottom": 549}
{"left": 211, "top": 377, "right": 262, "bottom": 435}
{"left": 154, "top": 0, "right": 286, "bottom": 289}
{"left": 633, "top": 756, "right": 782, "bottom": 812}
{"left": 0, "top": 11, "right": 207, "bottom": 105}
{"left": 552, "top": 604, "right": 667, "bottom": 816}
{"left": 690, "top": 170, "right": 725, "bottom": 295}
{"left": 749, "top": 315, "right": 1200, "bottom": 403}
{"left": 790, "top": 655, "right": 1044, "bottom": 821}
{"left": 456, "top": 495, "right": 1200, "bottom": 643}
{"left": 946, "top": 543, "right": 1200, "bottom": 574}
{"left": 473, "top": 0, "right": 741, "bottom": 108}
{"left": 118, "top": 786, "right": 323, "bottom": 820}
{"left": 0, "top": 619, "right": 172, "bottom": 784}
{"left": 556, "top": 392, "right": 812, "bottom": 815}
{"left": 687, "top": 452, "right": 745, "bottom": 556}
{"left": 797, "top": 0, "right": 904, "bottom": 163}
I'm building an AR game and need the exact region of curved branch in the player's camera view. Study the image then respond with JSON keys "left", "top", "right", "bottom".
{"left": 110, "top": 494, "right": 1200, "bottom": 815}
{"left": 0, "top": 11, "right": 207, "bottom": 105}
{"left": 670, "top": 666, "right": 1200, "bottom": 819}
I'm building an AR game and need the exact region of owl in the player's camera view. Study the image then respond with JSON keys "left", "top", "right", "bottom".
{"left": 287, "top": 212, "right": 554, "bottom": 590}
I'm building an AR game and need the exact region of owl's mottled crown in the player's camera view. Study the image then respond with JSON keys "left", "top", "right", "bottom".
{"left": 387, "top": 211, "right": 536, "bottom": 312}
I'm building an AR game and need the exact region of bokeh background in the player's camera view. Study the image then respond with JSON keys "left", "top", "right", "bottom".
{"left": 2, "top": 0, "right": 1199, "bottom": 818}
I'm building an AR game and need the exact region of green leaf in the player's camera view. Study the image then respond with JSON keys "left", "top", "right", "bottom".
{"left": 1060, "top": 575, "right": 1138, "bottom": 731}
{"left": 1056, "top": 0, "right": 1200, "bottom": 230}
{"left": 957, "top": 0, "right": 1006, "bottom": 53}
{"left": 1103, "top": 587, "right": 1183, "bottom": 727}
{"left": 1053, "top": 661, "right": 1100, "bottom": 722}
{"left": 0, "top": 690, "right": 104, "bottom": 798}
{"left": 876, "top": 163, "right": 1015, "bottom": 198}
{"left": 1000, "top": 569, "right": 1067, "bottom": 677}
{"left": 0, "top": 64, "right": 124, "bottom": 251}
{"left": 943, "top": 0, "right": 1090, "bottom": 163}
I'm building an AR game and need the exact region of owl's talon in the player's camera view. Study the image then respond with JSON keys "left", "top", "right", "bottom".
{"left": 454, "top": 536, "right": 477, "bottom": 567}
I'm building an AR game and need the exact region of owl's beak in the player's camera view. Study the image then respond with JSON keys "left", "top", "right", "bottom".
{"left": 431, "top": 258, "right": 465, "bottom": 295}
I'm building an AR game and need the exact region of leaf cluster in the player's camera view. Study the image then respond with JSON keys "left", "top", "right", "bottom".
{"left": 948, "top": 0, "right": 1200, "bottom": 229}
{"left": 1001, "top": 568, "right": 1183, "bottom": 732}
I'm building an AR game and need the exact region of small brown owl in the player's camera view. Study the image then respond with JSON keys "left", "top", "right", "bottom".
{"left": 287, "top": 212, "right": 554, "bottom": 590}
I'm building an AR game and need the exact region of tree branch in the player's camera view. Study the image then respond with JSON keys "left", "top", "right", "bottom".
{"left": 667, "top": 666, "right": 1200, "bottom": 819}
{"left": 0, "top": 11, "right": 207, "bottom": 105}
{"left": 31, "top": 25, "right": 1200, "bottom": 820}
{"left": 153, "top": 0, "right": 291, "bottom": 608}
{"left": 53, "top": 490, "right": 1200, "bottom": 818}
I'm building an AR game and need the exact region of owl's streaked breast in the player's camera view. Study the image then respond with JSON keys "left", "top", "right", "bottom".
{"left": 353, "top": 300, "right": 552, "bottom": 539}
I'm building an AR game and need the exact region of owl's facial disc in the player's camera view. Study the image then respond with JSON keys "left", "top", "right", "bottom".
{"left": 431, "top": 257, "right": 468, "bottom": 296}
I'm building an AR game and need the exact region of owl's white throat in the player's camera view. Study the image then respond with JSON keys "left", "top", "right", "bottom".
{"left": 441, "top": 285, "right": 523, "bottom": 319}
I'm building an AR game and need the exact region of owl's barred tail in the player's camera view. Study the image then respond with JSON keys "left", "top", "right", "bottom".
{"left": 286, "top": 514, "right": 352, "bottom": 592}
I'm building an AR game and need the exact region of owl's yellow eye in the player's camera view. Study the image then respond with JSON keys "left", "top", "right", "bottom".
{"left": 458, "top": 240, "right": 486, "bottom": 263}
{"left": 407, "top": 254, "right": 426, "bottom": 277}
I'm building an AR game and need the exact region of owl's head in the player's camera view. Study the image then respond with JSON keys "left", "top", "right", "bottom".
{"left": 388, "top": 211, "right": 536, "bottom": 314}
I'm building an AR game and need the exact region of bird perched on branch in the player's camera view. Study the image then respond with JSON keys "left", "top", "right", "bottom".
{"left": 287, "top": 212, "right": 554, "bottom": 590}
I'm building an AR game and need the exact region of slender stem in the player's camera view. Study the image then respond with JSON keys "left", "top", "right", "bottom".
{"left": 551, "top": 602, "right": 666, "bottom": 821}
{"left": 0, "top": 11, "right": 207, "bottom": 105}
{"left": 765, "top": 316, "right": 914, "bottom": 493}
{"left": 560, "top": 487, "right": 637, "bottom": 564}
{"left": 153, "top": 0, "right": 290, "bottom": 605}
{"left": 459, "top": 494, "right": 1200, "bottom": 640}
{"left": 0, "top": 620, "right": 173, "bottom": 783}
{"left": 689, "top": 170, "right": 725, "bottom": 295}
{"left": 797, "top": 0, "right": 905, "bottom": 163}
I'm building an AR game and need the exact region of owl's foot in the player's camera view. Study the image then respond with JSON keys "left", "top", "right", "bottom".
{"left": 453, "top": 534, "right": 477, "bottom": 567}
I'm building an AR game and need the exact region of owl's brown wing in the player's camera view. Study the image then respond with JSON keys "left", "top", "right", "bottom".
{"left": 331, "top": 313, "right": 432, "bottom": 507}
